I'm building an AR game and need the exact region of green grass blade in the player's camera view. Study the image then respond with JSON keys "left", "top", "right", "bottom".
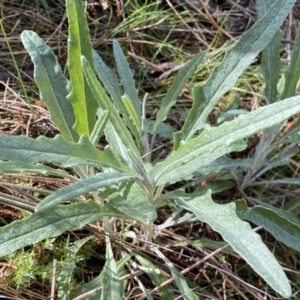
{"left": 100, "top": 236, "right": 122, "bottom": 300}
{"left": 236, "top": 199, "right": 300, "bottom": 252}
{"left": 0, "top": 201, "right": 125, "bottom": 258}
{"left": 20, "top": 30, "right": 78, "bottom": 142}
{"left": 0, "top": 134, "right": 133, "bottom": 174}
{"left": 173, "top": 191, "right": 291, "bottom": 298}
{"left": 66, "top": 0, "right": 98, "bottom": 136}
{"left": 36, "top": 172, "right": 133, "bottom": 212}
{"left": 153, "top": 51, "right": 206, "bottom": 136}
{"left": 152, "top": 95, "right": 300, "bottom": 186}
{"left": 174, "top": 0, "right": 296, "bottom": 148}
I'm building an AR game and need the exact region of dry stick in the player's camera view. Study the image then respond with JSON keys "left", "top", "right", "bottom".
{"left": 50, "top": 259, "right": 57, "bottom": 300}
{"left": 72, "top": 287, "right": 102, "bottom": 300}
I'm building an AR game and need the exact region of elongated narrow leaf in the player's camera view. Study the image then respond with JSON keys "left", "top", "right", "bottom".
{"left": 66, "top": 0, "right": 98, "bottom": 136}
{"left": 152, "top": 247, "right": 198, "bottom": 300}
{"left": 174, "top": 0, "right": 296, "bottom": 147}
{"left": 21, "top": 30, "right": 78, "bottom": 142}
{"left": 136, "top": 255, "right": 175, "bottom": 299}
{"left": 153, "top": 51, "right": 206, "bottom": 135}
{"left": 58, "top": 236, "right": 94, "bottom": 300}
{"left": 73, "top": 274, "right": 102, "bottom": 300}
{"left": 0, "top": 134, "right": 133, "bottom": 174}
{"left": 0, "top": 161, "right": 71, "bottom": 178}
{"left": 152, "top": 95, "right": 300, "bottom": 186}
{"left": 236, "top": 199, "right": 300, "bottom": 252}
{"left": 259, "top": 30, "right": 283, "bottom": 103}
{"left": 121, "top": 94, "right": 142, "bottom": 137}
{"left": 100, "top": 237, "right": 122, "bottom": 300}
{"left": 36, "top": 172, "right": 133, "bottom": 212}
{"left": 282, "top": 22, "right": 300, "bottom": 99}
{"left": 256, "top": 0, "right": 283, "bottom": 104}
{"left": 0, "top": 200, "right": 126, "bottom": 258}
{"left": 90, "top": 109, "right": 110, "bottom": 145}
{"left": 93, "top": 50, "right": 139, "bottom": 139}
{"left": 81, "top": 56, "right": 144, "bottom": 175}
{"left": 173, "top": 191, "right": 291, "bottom": 298}
{"left": 113, "top": 40, "right": 141, "bottom": 118}
{"left": 93, "top": 50, "right": 124, "bottom": 116}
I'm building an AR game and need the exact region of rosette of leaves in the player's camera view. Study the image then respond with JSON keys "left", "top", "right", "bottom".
{"left": 0, "top": 0, "right": 299, "bottom": 298}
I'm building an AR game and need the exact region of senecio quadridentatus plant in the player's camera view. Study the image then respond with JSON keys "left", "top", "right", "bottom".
{"left": 0, "top": 0, "right": 299, "bottom": 298}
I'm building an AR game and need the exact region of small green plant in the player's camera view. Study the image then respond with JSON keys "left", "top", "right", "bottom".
{"left": 0, "top": 0, "right": 299, "bottom": 298}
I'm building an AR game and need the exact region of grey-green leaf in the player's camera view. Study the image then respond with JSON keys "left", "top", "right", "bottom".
{"left": 0, "top": 201, "right": 126, "bottom": 258}
{"left": 0, "top": 161, "right": 72, "bottom": 178}
{"left": 20, "top": 30, "right": 78, "bottom": 142}
{"left": 58, "top": 236, "right": 94, "bottom": 300}
{"left": 153, "top": 95, "right": 300, "bottom": 186}
{"left": 173, "top": 191, "right": 291, "bottom": 298}
{"left": 174, "top": 0, "right": 296, "bottom": 147}
{"left": 81, "top": 56, "right": 141, "bottom": 165}
{"left": 36, "top": 172, "right": 133, "bottom": 212}
{"left": 100, "top": 237, "right": 122, "bottom": 300}
{"left": 108, "top": 182, "right": 157, "bottom": 221}
{"left": 113, "top": 40, "right": 141, "bottom": 117}
{"left": 0, "top": 134, "right": 133, "bottom": 174}
{"left": 153, "top": 51, "right": 205, "bottom": 136}
{"left": 256, "top": 0, "right": 283, "bottom": 104}
{"left": 236, "top": 199, "right": 300, "bottom": 252}
{"left": 281, "top": 22, "right": 300, "bottom": 99}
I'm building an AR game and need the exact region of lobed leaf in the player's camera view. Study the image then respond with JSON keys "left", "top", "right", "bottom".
{"left": 173, "top": 191, "right": 291, "bottom": 298}
{"left": 0, "top": 200, "right": 126, "bottom": 258}
{"left": 153, "top": 95, "right": 300, "bottom": 186}
{"left": 0, "top": 134, "right": 133, "bottom": 174}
